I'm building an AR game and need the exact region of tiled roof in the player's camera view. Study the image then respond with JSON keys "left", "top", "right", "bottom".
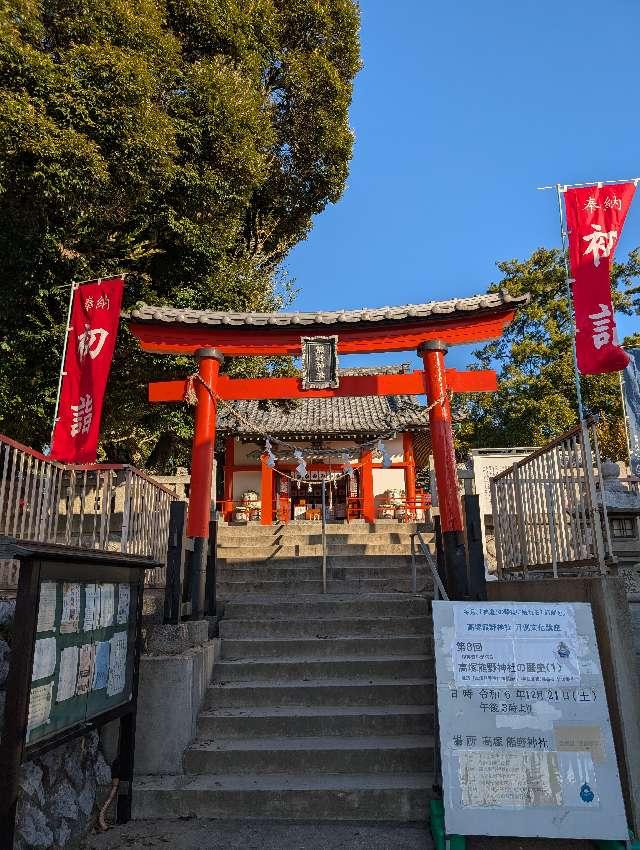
{"left": 128, "top": 290, "right": 527, "bottom": 329}
{"left": 218, "top": 393, "right": 427, "bottom": 439}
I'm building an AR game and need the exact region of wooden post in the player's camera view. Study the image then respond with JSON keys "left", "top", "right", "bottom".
{"left": 419, "top": 340, "right": 467, "bottom": 599}
{"left": 361, "top": 449, "right": 375, "bottom": 524}
{"left": 0, "top": 558, "right": 40, "bottom": 846}
{"left": 188, "top": 348, "right": 223, "bottom": 620}
{"left": 261, "top": 455, "right": 273, "bottom": 525}
{"left": 403, "top": 432, "right": 416, "bottom": 503}
{"left": 116, "top": 575, "right": 145, "bottom": 823}
{"left": 164, "top": 500, "right": 186, "bottom": 625}
{"left": 223, "top": 437, "right": 234, "bottom": 521}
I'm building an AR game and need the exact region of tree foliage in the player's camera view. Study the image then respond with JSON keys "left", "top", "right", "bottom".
{"left": 0, "top": 0, "right": 361, "bottom": 468}
{"left": 454, "top": 247, "right": 640, "bottom": 460}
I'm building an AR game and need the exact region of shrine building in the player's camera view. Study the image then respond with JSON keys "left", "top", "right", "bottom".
{"left": 217, "top": 364, "right": 431, "bottom": 524}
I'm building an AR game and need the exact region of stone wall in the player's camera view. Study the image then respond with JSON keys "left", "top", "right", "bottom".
{"left": 1, "top": 598, "right": 113, "bottom": 849}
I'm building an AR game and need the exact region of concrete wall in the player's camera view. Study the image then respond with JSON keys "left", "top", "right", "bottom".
{"left": 373, "top": 468, "right": 405, "bottom": 497}
{"left": 232, "top": 471, "right": 261, "bottom": 503}
{"left": 135, "top": 622, "right": 220, "bottom": 775}
{"left": 488, "top": 577, "right": 640, "bottom": 836}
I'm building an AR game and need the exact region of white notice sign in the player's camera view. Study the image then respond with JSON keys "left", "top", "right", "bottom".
{"left": 433, "top": 601, "right": 627, "bottom": 842}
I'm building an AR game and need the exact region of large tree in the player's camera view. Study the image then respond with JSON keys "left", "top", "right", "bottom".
{"left": 0, "top": 0, "right": 360, "bottom": 468}
{"left": 453, "top": 247, "right": 640, "bottom": 460}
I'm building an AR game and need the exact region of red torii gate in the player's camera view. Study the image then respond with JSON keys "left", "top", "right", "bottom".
{"left": 127, "top": 291, "right": 527, "bottom": 612}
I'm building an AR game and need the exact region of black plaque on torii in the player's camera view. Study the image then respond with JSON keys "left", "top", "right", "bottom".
{"left": 301, "top": 336, "right": 339, "bottom": 390}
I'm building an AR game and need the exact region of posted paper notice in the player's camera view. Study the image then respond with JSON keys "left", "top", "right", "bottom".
{"left": 76, "top": 643, "right": 96, "bottom": 696}
{"left": 98, "top": 583, "right": 115, "bottom": 629}
{"left": 107, "top": 631, "right": 127, "bottom": 697}
{"left": 92, "top": 641, "right": 110, "bottom": 691}
{"left": 37, "top": 582, "right": 58, "bottom": 633}
{"left": 83, "top": 583, "right": 98, "bottom": 632}
{"left": 56, "top": 645, "right": 79, "bottom": 701}
{"left": 32, "top": 637, "right": 57, "bottom": 681}
{"left": 60, "top": 583, "right": 81, "bottom": 633}
{"left": 116, "top": 584, "right": 130, "bottom": 625}
{"left": 27, "top": 682, "right": 53, "bottom": 735}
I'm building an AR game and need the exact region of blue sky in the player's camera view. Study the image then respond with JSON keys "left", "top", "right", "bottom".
{"left": 286, "top": 0, "right": 640, "bottom": 372}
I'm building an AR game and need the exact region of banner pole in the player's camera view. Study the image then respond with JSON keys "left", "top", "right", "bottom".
{"left": 49, "top": 281, "right": 79, "bottom": 450}
{"left": 618, "top": 369, "right": 633, "bottom": 466}
{"left": 555, "top": 183, "right": 586, "bottom": 422}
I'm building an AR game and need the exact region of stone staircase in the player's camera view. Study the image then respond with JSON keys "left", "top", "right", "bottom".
{"left": 217, "top": 521, "right": 435, "bottom": 596}
{"left": 134, "top": 593, "right": 435, "bottom": 821}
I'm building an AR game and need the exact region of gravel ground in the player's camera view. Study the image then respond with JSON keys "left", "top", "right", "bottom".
{"left": 84, "top": 819, "right": 598, "bottom": 850}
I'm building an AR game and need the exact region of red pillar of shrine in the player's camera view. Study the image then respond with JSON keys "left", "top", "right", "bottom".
{"left": 261, "top": 455, "right": 274, "bottom": 525}
{"left": 360, "top": 449, "right": 375, "bottom": 524}
{"left": 223, "top": 437, "right": 234, "bottom": 521}
{"left": 418, "top": 340, "right": 467, "bottom": 599}
{"left": 403, "top": 432, "right": 416, "bottom": 505}
{"left": 188, "top": 347, "right": 224, "bottom": 618}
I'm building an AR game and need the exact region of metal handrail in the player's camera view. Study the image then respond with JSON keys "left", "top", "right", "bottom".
{"left": 411, "top": 528, "right": 448, "bottom": 600}
{"left": 321, "top": 480, "right": 328, "bottom": 593}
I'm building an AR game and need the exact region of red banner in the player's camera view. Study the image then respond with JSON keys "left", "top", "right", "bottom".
{"left": 50, "top": 277, "right": 125, "bottom": 463}
{"left": 564, "top": 182, "right": 635, "bottom": 374}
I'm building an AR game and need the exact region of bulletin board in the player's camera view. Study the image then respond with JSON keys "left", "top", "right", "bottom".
{"left": 0, "top": 539, "right": 157, "bottom": 844}
{"left": 27, "top": 578, "right": 139, "bottom": 746}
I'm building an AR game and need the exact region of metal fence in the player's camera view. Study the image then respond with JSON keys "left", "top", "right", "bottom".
{"left": 490, "top": 418, "right": 614, "bottom": 579}
{"left": 0, "top": 435, "right": 178, "bottom": 588}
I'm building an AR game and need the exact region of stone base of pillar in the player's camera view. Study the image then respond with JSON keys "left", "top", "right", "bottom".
{"left": 443, "top": 530, "right": 468, "bottom": 600}
{"left": 190, "top": 537, "right": 208, "bottom": 620}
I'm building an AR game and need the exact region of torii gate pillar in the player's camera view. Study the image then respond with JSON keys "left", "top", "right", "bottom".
{"left": 419, "top": 340, "right": 467, "bottom": 600}
{"left": 189, "top": 347, "right": 224, "bottom": 619}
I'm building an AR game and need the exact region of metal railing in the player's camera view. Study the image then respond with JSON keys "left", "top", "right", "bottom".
{"left": 410, "top": 528, "right": 448, "bottom": 598}
{"left": 490, "top": 418, "right": 613, "bottom": 579}
{"left": 0, "top": 434, "right": 178, "bottom": 588}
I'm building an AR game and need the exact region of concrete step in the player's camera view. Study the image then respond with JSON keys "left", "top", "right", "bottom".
{"left": 218, "top": 544, "right": 417, "bottom": 558}
{"left": 132, "top": 772, "right": 434, "bottom": 821}
{"left": 219, "top": 579, "right": 324, "bottom": 595}
{"left": 218, "top": 520, "right": 431, "bottom": 535}
{"left": 219, "top": 615, "right": 432, "bottom": 639}
{"left": 184, "top": 735, "right": 434, "bottom": 775}
{"left": 218, "top": 532, "right": 422, "bottom": 547}
{"left": 220, "top": 636, "right": 430, "bottom": 658}
{"left": 222, "top": 594, "right": 429, "bottom": 620}
{"left": 218, "top": 555, "right": 422, "bottom": 569}
{"left": 218, "top": 565, "right": 429, "bottom": 580}
{"left": 204, "top": 678, "right": 434, "bottom": 708}
{"left": 197, "top": 705, "right": 433, "bottom": 739}
{"left": 212, "top": 656, "right": 433, "bottom": 682}
{"left": 218, "top": 580, "right": 428, "bottom": 597}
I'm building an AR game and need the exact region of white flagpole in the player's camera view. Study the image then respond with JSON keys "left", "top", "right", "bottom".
{"left": 49, "top": 280, "right": 79, "bottom": 451}
{"left": 619, "top": 369, "right": 633, "bottom": 468}
{"left": 555, "top": 184, "right": 586, "bottom": 422}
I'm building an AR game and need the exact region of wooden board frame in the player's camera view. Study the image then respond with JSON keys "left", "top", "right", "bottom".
{"left": 0, "top": 540, "right": 157, "bottom": 844}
